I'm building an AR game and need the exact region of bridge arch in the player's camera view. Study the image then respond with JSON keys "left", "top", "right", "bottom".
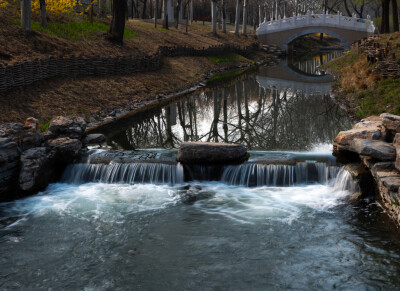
{"left": 283, "top": 28, "right": 350, "bottom": 52}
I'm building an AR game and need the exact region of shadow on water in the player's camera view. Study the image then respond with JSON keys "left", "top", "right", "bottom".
{"left": 98, "top": 51, "right": 352, "bottom": 151}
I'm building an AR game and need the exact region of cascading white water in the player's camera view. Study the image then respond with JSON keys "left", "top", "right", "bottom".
{"left": 62, "top": 162, "right": 184, "bottom": 185}
{"left": 220, "top": 162, "right": 341, "bottom": 187}
{"left": 331, "top": 167, "right": 360, "bottom": 193}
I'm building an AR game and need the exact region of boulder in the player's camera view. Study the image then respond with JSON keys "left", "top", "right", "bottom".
{"left": 176, "top": 142, "right": 247, "bottom": 164}
{"left": 0, "top": 118, "right": 43, "bottom": 151}
{"left": 394, "top": 133, "right": 400, "bottom": 146}
{"left": 381, "top": 113, "right": 400, "bottom": 136}
{"left": 350, "top": 139, "right": 396, "bottom": 161}
{"left": 45, "top": 137, "right": 82, "bottom": 162}
{"left": 333, "top": 121, "right": 386, "bottom": 154}
{"left": 370, "top": 161, "right": 400, "bottom": 226}
{"left": 396, "top": 146, "right": 400, "bottom": 172}
{"left": 0, "top": 123, "right": 23, "bottom": 140}
{"left": 19, "top": 147, "right": 54, "bottom": 193}
{"left": 0, "top": 138, "right": 20, "bottom": 200}
{"left": 47, "top": 116, "right": 86, "bottom": 139}
{"left": 83, "top": 133, "right": 106, "bottom": 145}
{"left": 20, "top": 117, "right": 43, "bottom": 150}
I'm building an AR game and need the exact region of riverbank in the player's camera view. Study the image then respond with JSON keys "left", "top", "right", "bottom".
{"left": 321, "top": 33, "right": 400, "bottom": 119}
{"left": 0, "top": 4, "right": 271, "bottom": 126}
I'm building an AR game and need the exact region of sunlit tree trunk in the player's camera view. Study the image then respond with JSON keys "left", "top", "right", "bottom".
{"left": 235, "top": 0, "right": 241, "bottom": 35}
{"left": 242, "top": 0, "right": 247, "bottom": 35}
{"left": 211, "top": 0, "right": 217, "bottom": 34}
{"left": 109, "top": 0, "right": 127, "bottom": 44}
{"left": 21, "top": 0, "right": 32, "bottom": 35}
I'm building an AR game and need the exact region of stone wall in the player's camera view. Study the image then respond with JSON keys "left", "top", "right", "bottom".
{"left": 0, "top": 116, "right": 105, "bottom": 202}
{"left": 333, "top": 113, "right": 400, "bottom": 227}
{"left": 0, "top": 44, "right": 255, "bottom": 93}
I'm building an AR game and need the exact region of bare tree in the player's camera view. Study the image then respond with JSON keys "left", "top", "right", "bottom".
{"left": 176, "top": 0, "right": 182, "bottom": 28}
{"left": 222, "top": 0, "right": 227, "bottom": 32}
{"left": 108, "top": 0, "right": 128, "bottom": 44}
{"left": 211, "top": 0, "right": 217, "bottom": 34}
{"left": 39, "top": 0, "right": 47, "bottom": 27}
{"left": 243, "top": 0, "right": 247, "bottom": 35}
{"left": 155, "top": 0, "right": 159, "bottom": 27}
{"left": 163, "top": 0, "right": 169, "bottom": 29}
{"left": 392, "top": 0, "right": 399, "bottom": 32}
{"left": 235, "top": 0, "right": 241, "bottom": 35}
{"left": 21, "top": 0, "right": 32, "bottom": 35}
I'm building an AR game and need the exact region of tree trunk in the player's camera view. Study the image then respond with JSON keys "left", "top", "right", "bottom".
{"left": 235, "top": 0, "right": 240, "bottom": 35}
{"left": 222, "top": 0, "right": 226, "bottom": 33}
{"left": 242, "top": 0, "right": 247, "bottom": 35}
{"left": 186, "top": 0, "right": 189, "bottom": 32}
{"left": 109, "top": 0, "right": 127, "bottom": 44}
{"left": 155, "top": 0, "right": 158, "bottom": 27}
{"left": 392, "top": 0, "right": 399, "bottom": 32}
{"left": 381, "top": 0, "right": 390, "bottom": 33}
{"left": 163, "top": 0, "right": 169, "bottom": 29}
{"left": 21, "top": 0, "right": 32, "bottom": 35}
{"left": 90, "top": 0, "right": 94, "bottom": 23}
{"left": 175, "top": 0, "right": 181, "bottom": 28}
{"left": 142, "top": 0, "right": 147, "bottom": 18}
{"left": 190, "top": 0, "right": 193, "bottom": 23}
{"left": 259, "top": 3, "right": 263, "bottom": 23}
{"left": 211, "top": 0, "right": 217, "bottom": 34}
{"left": 39, "top": 0, "right": 47, "bottom": 27}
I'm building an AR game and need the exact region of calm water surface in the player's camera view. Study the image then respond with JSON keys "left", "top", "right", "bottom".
{"left": 1, "top": 52, "right": 400, "bottom": 290}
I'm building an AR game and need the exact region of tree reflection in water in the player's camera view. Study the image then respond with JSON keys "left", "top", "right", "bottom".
{"left": 108, "top": 76, "right": 352, "bottom": 151}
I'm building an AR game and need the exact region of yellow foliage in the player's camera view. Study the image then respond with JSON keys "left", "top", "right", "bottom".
{"left": 0, "top": 0, "right": 12, "bottom": 8}
{"left": 32, "top": 0, "right": 77, "bottom": 16}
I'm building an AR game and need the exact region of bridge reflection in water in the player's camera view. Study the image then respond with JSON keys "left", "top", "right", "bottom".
{"left": 100, "top": 52, "right": 352, "bottom": 151}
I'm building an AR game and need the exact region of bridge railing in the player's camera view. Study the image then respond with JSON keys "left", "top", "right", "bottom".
{"left": 257, "top": 12, "right": 376, "bottom": 35}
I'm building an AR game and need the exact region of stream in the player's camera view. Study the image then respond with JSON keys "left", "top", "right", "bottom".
{"left": 1, "top": 51, "right": 400, "bottom": 290}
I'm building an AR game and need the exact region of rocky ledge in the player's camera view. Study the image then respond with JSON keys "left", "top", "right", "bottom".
{"left": 0, "top": 116, "right": 105, "bottom": 202}
{"left": 334, "top": 113, "right": 400, "bottom": 227}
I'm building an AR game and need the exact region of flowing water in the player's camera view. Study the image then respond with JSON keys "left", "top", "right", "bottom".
{"left": 1, "top": 52, "right": 400, "bottom": 290}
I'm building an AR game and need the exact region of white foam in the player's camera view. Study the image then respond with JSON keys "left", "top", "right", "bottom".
{"left": 1, "top": 181, "right": 350, "bottom": 227}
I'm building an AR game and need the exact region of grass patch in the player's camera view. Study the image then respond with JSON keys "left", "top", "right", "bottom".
{"left": 156, "top": 27, "right": 175, "bottom": 33}
{"left": 13, "top": 19, "right": 135, "bottom": 40}
{"left": 207, "top": 68, "right": 253, "bottom": 85}
{"left": 39, "top": 120, "right": 50, "bottom": 132}
{"left": 207, "top": 53, "right": 249, "bottom": 63}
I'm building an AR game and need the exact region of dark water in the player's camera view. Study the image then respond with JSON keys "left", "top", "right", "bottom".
{"left": 99, "top": 51, "right": 351, "bottom": 151}
{"left": 1, "top": 52, "right": 400, "bottom": 290}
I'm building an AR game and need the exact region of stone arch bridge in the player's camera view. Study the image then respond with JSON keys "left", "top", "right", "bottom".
{"left": 256, "top": 13, "right": 376, "bottom": 52}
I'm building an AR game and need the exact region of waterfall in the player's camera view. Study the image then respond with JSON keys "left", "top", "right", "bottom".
{"left": 331, "top": 167, "right": 360, "bottom": 193}
{"left": 220, "top": 162, "right": 340, "bottom": 187}
{"left": 61, "top": 158, "right": 355, "bottom": 190}
{"left": 62, "top": 163, "right": 184, "bottom": 185}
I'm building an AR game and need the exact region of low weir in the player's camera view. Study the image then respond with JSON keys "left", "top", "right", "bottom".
{"left": 61, "top": 150, "right": 353, "bottom": 189}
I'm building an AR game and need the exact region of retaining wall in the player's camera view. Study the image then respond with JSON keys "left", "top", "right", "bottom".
{"left": 0, "top": 44, "right": 255, "bottom": 93}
